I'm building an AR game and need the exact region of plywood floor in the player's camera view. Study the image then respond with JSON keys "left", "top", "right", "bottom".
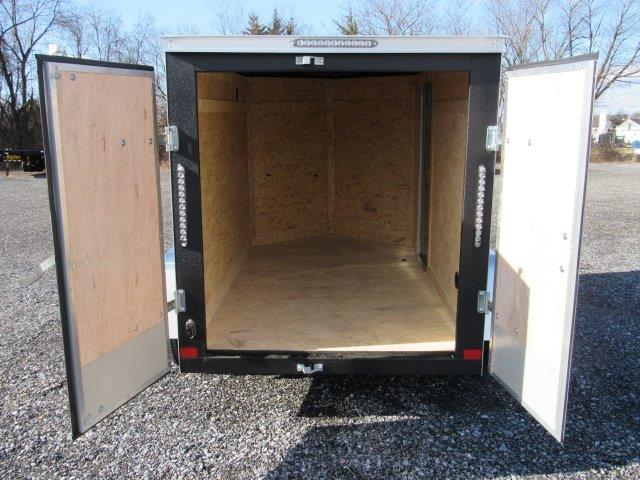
{"left": 206, "top": 235, "right": 456, "bottom": 352}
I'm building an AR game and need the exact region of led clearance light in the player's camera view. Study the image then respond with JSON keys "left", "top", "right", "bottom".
{"left": 293, "top": 38, "right": 378, "bottom": 48}
{"left": 474, "top": 165, "right": 486, "bottom": 248}
{"left": 176, "top": 164, "right": 187, "bottom": 248}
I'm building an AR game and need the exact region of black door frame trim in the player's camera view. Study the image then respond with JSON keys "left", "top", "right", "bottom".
{"left": 166, "top": 52, "right": 501, "bottom": 375}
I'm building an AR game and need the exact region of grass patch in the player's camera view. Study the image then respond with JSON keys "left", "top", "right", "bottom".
{"left": 590, "top": 146, "right": 639, "bottom": 163}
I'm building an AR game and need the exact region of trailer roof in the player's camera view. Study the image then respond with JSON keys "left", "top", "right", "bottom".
{"left": 163, "top": 35, "right": 505, "bottom": 54}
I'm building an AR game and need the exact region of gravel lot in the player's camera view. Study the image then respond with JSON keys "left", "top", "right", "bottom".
{"left": 0, "top": 163, "right": 638, "bottom": 479}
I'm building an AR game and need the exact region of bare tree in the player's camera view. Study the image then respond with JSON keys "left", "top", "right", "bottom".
{"left": 210, "top": 0, "right": 244, "bottom": 35}
{"left": 588, "top": 0, "right": 640, "bottom": 98}
{"left": 335, "top": 0, "right": 439, "bottom": 36}
{"left": 487, "top": 0, "right": 640, "bottom": 99}
{"left": 123, "top": 13, "right": 157, "bottom": 64}
{"left": 445, "top": 0, "right": 475, "bottom": 35}
{"left": 487, "top": 0, "right": 546, "bottom": 66}
{"left": 83, "top": 3, "right": 126, "bottom": 62}
{"left": 58, "top": 9, "right": 88, "bottom": 58}
{"left": 0, "top": 0, "right": 64, "bottom": 148}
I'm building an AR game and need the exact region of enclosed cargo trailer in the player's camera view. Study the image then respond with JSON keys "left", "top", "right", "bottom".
{"left": 36, "top": 36, "right": 596, "bottom": 442}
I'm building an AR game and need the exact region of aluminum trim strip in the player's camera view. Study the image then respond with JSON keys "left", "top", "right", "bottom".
{"left": 163, "top": 35, "right": 506, "bottom": 54}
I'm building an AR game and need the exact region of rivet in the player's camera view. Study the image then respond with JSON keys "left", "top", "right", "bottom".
{"left": 514, "top": 328, "right": 519, "bottom": 334}
{"left": 121, "top": 139, "right": 126, "bottom": 146}
{"left": 98, "top": 405, "right": 104, "bottom": 412}
{"left": 562, "top": 233, "right": 568, "bottom": 240}
{"left": 560, "top": 266, "right": 565, "bottom": 272}
{"left": 133, "top": 325, "right": 139, "bottom": 332}
{"left": 148, "top": 138, "right": 153, "bottom": 145}
{"left": 70, "top": 73, "right": 76, "bottom": 81}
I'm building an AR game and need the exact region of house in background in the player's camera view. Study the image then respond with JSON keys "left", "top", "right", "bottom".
{"left": 615, "top": 118, "right": 640, "bottom": 145}
{"left": 592, "top": 111, "right": 614, "bottom": 145}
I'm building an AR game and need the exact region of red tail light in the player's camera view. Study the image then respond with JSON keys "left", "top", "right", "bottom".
{"left": 179, "top": 346, "right": 198, "bottom": 359}
{"left": 463, "top": 348, "right": 482, "bottom": 360}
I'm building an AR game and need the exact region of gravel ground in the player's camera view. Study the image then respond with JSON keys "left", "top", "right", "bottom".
{"left": 0, "top": 163, "right": 638, "bottom": 479}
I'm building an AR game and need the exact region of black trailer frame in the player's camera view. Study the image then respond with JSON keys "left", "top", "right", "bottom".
{"left": 166, "top": 52, "right": 501, "bottom": 376}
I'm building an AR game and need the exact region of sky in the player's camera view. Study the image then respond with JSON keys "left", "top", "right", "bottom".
{"left": 77, "top": 0, "right": 639, "bottom": 113}
{"left": 88, "top": 0, "right": 346, "bottom": 35}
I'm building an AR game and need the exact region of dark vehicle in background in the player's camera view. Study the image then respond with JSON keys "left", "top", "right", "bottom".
{"left": 1, "top": 148, "right": 45, "bottom": 172}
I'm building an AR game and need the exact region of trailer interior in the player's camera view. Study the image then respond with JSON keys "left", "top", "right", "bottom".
{"left": 197, "top": 72, "right": 469, "bottom": 354}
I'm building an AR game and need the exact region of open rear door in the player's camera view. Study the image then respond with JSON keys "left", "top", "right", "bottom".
{"left": 491, "top": 54, "right": 596, "bottom": 442}
{"left": 37, "top": 56, "right": 170, "bottom": 438}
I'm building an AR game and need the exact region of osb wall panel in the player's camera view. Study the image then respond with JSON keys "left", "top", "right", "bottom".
{"left": 426, "top": 72, "right": 469, "bottom": 315}
{"left": 52, "top": 71, "right": 165, "bottom": 367}
{"left": 333, "top": 75, "right": 415, "bottom": 101}
{"left": 198, "top": 73, "right": 251, "bottom": 322}
{"left": 334, "top": 76, "right": 416, "bottom": 245}
{"left": 246, "top": 77, "right": 326, "bottom": 102}
{"left": 247, "top": 78, "right": 329, "bottom": 245}
{"left": 198, "top": 72, "right": 246, "bottom": 101}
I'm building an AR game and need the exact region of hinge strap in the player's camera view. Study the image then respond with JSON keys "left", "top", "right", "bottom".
{"left": 157, "top": 125, "right": 179, "bottom": 152}
{"left": 477, "top": 290, "right": 493, "bottom": 314}
{"left": 174, "top": 289, "right": 186, "bottom": 313}
{"left": 485, "top": 125, "right": 501, "bottom": 152}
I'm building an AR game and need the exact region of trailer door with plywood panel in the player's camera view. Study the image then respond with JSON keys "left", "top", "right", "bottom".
{"left": 491, "top": 54, "right": 597, "bottom": 442}
{"left": 37, "top": 56, "right": 170, "bottom": 438}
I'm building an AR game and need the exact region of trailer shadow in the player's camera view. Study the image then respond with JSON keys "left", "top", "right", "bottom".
{"left": 266, "top": 270, "right": 639, "bottom": 478}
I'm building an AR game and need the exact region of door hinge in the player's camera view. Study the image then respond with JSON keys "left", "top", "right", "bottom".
{"left": 175, "top": 289, "right": 186, "bottom": 313}
{"left": 477, "top": 290, "right": 493, "bottom": 314}
{"left": 485, "top": 125, "right": 501, "bottom": 152}
{"left": 157, "top": 125, "right": 179, "bottom": 152}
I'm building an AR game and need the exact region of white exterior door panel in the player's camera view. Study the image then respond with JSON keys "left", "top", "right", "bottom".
{"left": 491, "top": 54, "right": 597, "bottom": 442}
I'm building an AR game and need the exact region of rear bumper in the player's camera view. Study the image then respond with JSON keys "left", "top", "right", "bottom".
{"left": 180, "top": 353, "right": 483, "bottom": 376}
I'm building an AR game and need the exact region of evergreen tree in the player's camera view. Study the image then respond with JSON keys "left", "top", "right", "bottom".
{"left": 243, "top": 13, "right": 266, "bottom": 35}
{"left": 335, "top": 7, "right": 359, "bottom": 35}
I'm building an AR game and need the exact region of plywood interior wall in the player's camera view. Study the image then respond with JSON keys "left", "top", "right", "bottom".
{"left": 334, "top": 76, "right": 417, "bottom": 245}
{"left": 425, "top": 72, "right": 469, "bottom": 315}
{"left": 246, "top": 78, "right": 330, "bottom": 245}
{"left": 198, "top": 73, "right": 251, "bottom": 321}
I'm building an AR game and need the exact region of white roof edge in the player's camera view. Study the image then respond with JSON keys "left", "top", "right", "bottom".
{"left": 163, "top": 35, "right": 505, "bottom": 54}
